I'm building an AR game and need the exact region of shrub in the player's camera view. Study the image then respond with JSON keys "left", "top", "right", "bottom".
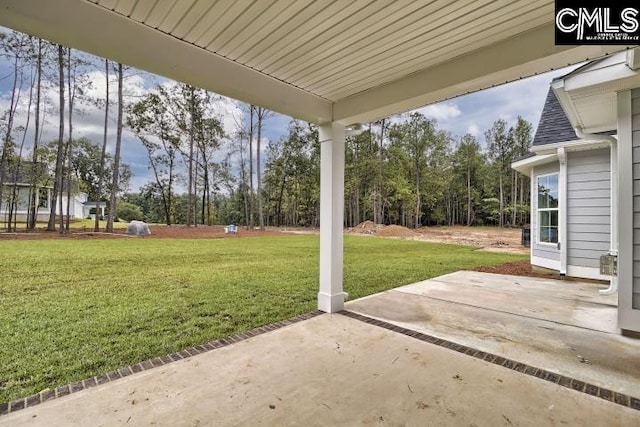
{"left": 117, "top": 201, "right": 143, "bottom": 222}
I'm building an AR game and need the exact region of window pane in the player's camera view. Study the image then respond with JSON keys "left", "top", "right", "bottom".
{"left": 548, "top": 174, "right": 558, "bottom": 192}
{"left": 549, "top": 227, "right": 558, "bottom": 243}
{"left": 540, "top": 227, "right": 550, "bottom": 242}
{"left": 550, "top": 210, "right": 558, "bottom": 227}
{"left": 538, "top": 187, "right": 547, "bottom": 209}
{"left": 540, "top": 211, "right": 549, "bottom": 227}
{"left": 38, "top": 188, "right": 48, "bottom": 208}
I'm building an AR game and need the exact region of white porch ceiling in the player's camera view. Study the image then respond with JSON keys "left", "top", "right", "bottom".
{"left": 0, "top": 0, "right": 632, "bottom": 124}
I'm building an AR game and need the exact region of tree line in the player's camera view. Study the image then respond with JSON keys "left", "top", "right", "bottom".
{"left": 247, "top": 114, "right": 532, "bottom": 229}
{"left": 1, "top": 28, "right": 533, "bottom": 232}
{"left": 0, "top": 30, "right": 126, "bottom": 233}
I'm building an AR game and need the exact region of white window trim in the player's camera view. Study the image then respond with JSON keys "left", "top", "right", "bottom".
{"left": 536, "top": 172, "right": 559, "bottom": 246}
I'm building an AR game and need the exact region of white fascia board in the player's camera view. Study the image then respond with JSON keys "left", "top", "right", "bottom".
{"left": 562, "top": 54, "right": 636, "bottom": 92}
{"left": 332, "top": 23, "right": 629, "bottom": 125}
{"left": 0, "top": 0, "right": 333, "bottom": 124}
{"left": 531, "top": 138, "right": 613, "bottom": 155}
{"left": 511, "top": 154, "right": 557, "bottom": 176}
{"left": 551, "top": 81, "right": 584, "bottom": 131}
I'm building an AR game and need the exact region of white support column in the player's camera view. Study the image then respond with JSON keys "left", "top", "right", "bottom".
{"left": 617, "top": 90, "right": 640, "bottom": 331}
{"left": 318, "top": 122, "right": 347, "bottom": 313}
{"left": 558, "top": 147, "right": 567, "bottom": 276}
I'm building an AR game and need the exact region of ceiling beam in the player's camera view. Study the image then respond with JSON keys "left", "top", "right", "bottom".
{"left": 0, "top": 0, "right": 333, "bottom": 124}
{"left": 333, "top": 23, "right": 631, "bottom": 125}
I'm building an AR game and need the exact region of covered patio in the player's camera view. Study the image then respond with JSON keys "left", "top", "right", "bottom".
{"left": 1, "top": 1, "right": 639, "bottom": 423}
{"left": 1, "top": 272, "right": 638, "bottom": 425}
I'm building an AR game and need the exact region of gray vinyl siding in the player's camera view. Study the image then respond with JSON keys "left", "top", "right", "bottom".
{"left": 566, "top": 149, "right": 611, "bottom": 269}
{"left": 632, "top": 88, "right": 640, "bottom": 309}
{"left": 532, "top": 162, "right": 560, "bottom": 264}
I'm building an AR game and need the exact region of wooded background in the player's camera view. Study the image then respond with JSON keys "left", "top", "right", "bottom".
{"left": 0, "top": 30, "right": 533, "bottom": 232}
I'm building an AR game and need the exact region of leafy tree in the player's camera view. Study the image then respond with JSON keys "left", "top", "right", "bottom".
{"left": 485, "top": 119, "right": 514, "bottom": 227}
{"left": 128, "top": 88, "right": 181, "bottom": 225}
{"left": 453, "top": 134, "right": 484, "bottom": 225}
{"left": 116, "top": 201, "right": 143, "bottom": 221}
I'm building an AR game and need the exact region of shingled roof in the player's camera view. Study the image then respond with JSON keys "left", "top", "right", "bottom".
{"left": 532, "top": 88, "right": 577, "bottom": 146}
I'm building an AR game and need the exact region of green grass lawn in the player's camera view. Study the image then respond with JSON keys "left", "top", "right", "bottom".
{"left": 0, "top": 235, "right": 527, "bottom": 402}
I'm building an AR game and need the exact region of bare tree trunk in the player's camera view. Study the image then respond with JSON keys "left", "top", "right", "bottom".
{"left": 8, "top": 65, "right": 34, "bottom": 232}
{"left": 0, "top": 48, "right": 23, "bottom": 228}
{"left": 28, "top": 38, "right": 43, "bottom": 230}
{"left": 237, "top": 133, "right": 249, "bottom": 227}
{"left": 206, "top": 179, "right": 211, "bottom": 226}
{"left": 248, "top": 106, "right": 254, "bottom": 228}
{"left": 48, "top": 45, "right": 65, "bottom": 232}
{"left": 194, "top": 147, "right": 200, "bottom": 226}
{"left": 415, "top": 163, "right": 420, "bottom": 228}
{"left": 519, "top": 175, "right": 525, "bottom": 225}
{"left": 107, "top": 63, "right": 123, "bottom": 232}
{"left": 65, "top": 47, "right": 73, "bottom": 232}
{"left": 467, "top": 166, "right": 472, "bottom": 226}
{"left": 187, "top": 86, "right": 195, "bottom": 227}
{"left": 498, "top": 172, "right": 504, "bottom": 227}
{"left": 511, "top": 171, "right": 517, "bottom": 226}
{"left": 95, "top": 59, "right": 109, "bottom": 231}
{"left": 377, "top": 119, "right": 386, "bottom": 224}
{"left": 255, "top": 107, "right": 269, "bottom": 229}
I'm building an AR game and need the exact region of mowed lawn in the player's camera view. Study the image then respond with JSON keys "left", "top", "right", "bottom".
{"left": 0, "top": 235, "right": 527, "bottom": 402}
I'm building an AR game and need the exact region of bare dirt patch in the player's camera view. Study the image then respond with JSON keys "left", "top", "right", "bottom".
{"left": 2, "top": 222, "right": 530, "bottom": 256}
{"left": 348, "top": 222, "right": 529, "bottom": 255}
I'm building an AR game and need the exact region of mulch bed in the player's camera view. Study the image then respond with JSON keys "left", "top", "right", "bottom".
{"left": 471, "top": 260, "right": 561, "bottom": 280}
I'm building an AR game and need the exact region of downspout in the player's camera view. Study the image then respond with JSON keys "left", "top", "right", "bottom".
{"left": 574, "top": 127, "right": 618, "bottom": 295}
{"left": 557, "top": 147, "right": 567, "bottom": 277}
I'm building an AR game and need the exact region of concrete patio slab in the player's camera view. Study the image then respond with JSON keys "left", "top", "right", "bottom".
{"left": 1, "top": 313, "right": 637, "bottom": 427}
{"left": 347, "top": 271, "right": 640, "bottom": 396}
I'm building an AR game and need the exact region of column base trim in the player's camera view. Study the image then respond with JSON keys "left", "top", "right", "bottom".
{"left": 318, "top": 291, "right": 348, "bottom": 313}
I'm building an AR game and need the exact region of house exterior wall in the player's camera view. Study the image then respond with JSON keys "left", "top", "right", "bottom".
{"left": 0, "top": 185, "right": 49, "bottom": 221}
{"left": 531, "top": 162, "right": 560, "bottom": 268}
{"left": 0, "top": 185, "right": 87, "bottom": 221}
{"left": 632, "top": 88, "right": 640, "bottom": 310}
{"left": 566, "top": 149, "right": 611, "bottom": 272}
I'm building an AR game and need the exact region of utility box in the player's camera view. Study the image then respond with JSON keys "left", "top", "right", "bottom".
{"left": 521, "top": 226, "right": 531, "bottom": 248}
{"left": 600, "top": 254, "right": 618, "bottom": 276}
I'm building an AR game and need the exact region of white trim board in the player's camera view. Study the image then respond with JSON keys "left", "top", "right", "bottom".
{"left": 566, "top": 265, "right": 610, "bottom": 282}
{"left": 531, "top": 255, "right": 560, "bottom": 271}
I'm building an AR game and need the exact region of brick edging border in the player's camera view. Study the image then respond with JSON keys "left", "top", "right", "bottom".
{"left": 0, "top": 310, "right": 324, "bottom": 417}
{"left": 340, "top": 310, "right": 640, "bottom": 412}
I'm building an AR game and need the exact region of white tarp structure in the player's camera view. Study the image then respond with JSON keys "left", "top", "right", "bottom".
{"left": 0, "top": 1, "right": 633, "bottom": 318}
{"left": 127, "top": 220, "right": 151, "bottom": 236}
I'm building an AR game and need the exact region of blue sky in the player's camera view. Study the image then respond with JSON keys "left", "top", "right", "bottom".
{"left": 0, "top": 29, "right": 575, "bottom": 192}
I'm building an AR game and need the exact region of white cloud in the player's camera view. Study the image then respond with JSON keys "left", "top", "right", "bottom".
{"left": 415, "top": 102, "right": 462, "bottom": 122}
{"left": 466, "top": 123, "right": 480, "bottom": 137}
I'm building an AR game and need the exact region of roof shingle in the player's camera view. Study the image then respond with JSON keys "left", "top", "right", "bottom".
{"left": 532, "top": 89, "right": 577, "bottom": 146}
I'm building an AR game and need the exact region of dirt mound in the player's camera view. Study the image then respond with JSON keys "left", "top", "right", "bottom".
{"left": 350, "top": 220, "right": 384, "bottom": 235}
{"left": 377, "top": 224, "right": 416, "bottom": 238}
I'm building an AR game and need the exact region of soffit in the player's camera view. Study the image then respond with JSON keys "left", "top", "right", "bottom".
{"left": 0, "top": 0, "right": 632, "bottom": 124}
